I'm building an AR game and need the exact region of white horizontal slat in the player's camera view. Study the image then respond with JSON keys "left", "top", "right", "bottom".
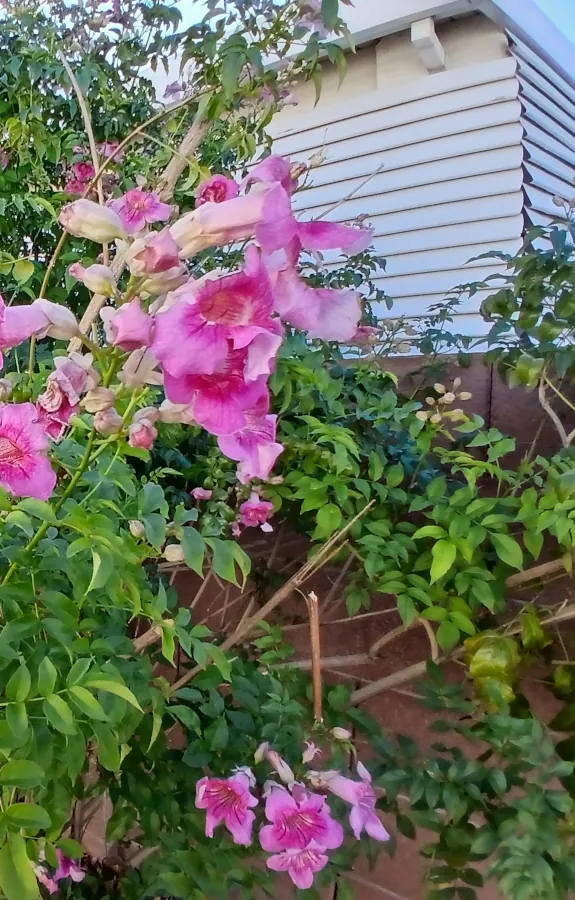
{"left": 512, "top": 38, "right": 575, "bottom": 110}
{"left": 524, "top": 141, "right": 575, "bottom": 186}
{"left": 273, "top": 101, "right": 522, "bottom": 166}
{"left": 269, "top": 57, "right": 519, "bottom": 138}
{"left": 521, "top": 102, "right": 574, "bottom": 156}
{"left": 516, "top": 58, "right": 575, "bottom": 129}
{"left": 370, "top": 216, "right": 524, "bottom": 256}
{"left": 519, "top": 79, "right": 575, "bottom": 139}
{"left": 297, "top": 170, "right": 523, "bottom": 223}
{"left": 376, "top": 264, "right": 509, "bottom": 301}
{"left": 525, "top": 163, "right": 574, "bottom": 203}
{"left": 525, "top": 209, "right": 555, "bottom": 229}
{"left": 369, "top": 193, "right": 523, "bottom": 239}
{"left": 381, "top": 240, "right": 521, "bottom": 277}
{"left": 271, "top": 78, "right": 519, "bottom": 156}
{"left": 373, "top": 288, "right": 498, "bottom": 319}
{"left": 294, "top": 148, "right": 524, "bottom": 213}
{"left": 524, "top": 184, "right": 567, "bottom": 218}
{"left": 290, "top": 124, "right": 524, "bottom": 193}
{"left": 520, "top": 120, "right": 575, "bottom": 169}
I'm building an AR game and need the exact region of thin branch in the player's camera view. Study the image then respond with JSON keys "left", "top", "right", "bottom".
{"left": 315, "top": 164, "right": 384, "bottom": 222}
{"left": 57, "top": 50, "right": 109, "bottom": 266}
{"left": 306, "top": 591, "right": 323, "bottom": 722}
{"left": 538, "top": 376, "right": 570, "bottom": 448}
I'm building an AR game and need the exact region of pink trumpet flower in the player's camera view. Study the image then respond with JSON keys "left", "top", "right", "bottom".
{"left": 163, "top": 351, "right": 266, "bottom": 437}
{"left": 0, "top": 403, "right": 56, "bottom": 500}
{"left": 127, "top": 228, "right": 182, "bottom": 276}
{"left": 260, "top": 784, "right": 343, "bottom": 852}
{"left": 152, "top": 247, "right": 277, "bottom": 379}
{"left": 110, "top": 189, "right": 172, "bottom": 235}
{"left": 101, "top": 299, "right": 153, "bottom": 351}
{"left": 218, "top": 392, "right": 283, "bottom": 484}
{"left": 322, "top": 762, "right": 390, "bottom": 842}
{"left": 197, "top": 174, "right": 239, "bottom": 206}
{"left": 239, "top": 492, "right": 274, "bottom": 531}
{"left": 266, "top": 841, "right": 330, "bottom": 890}
{"left": 195, "top": 771, "right": 258, "bottom": 846}
{"left": 272, "top": 265, "right": 361, "bottom": 342}
{"left": 243, "top": 154, "right": 298, "bottom": 195}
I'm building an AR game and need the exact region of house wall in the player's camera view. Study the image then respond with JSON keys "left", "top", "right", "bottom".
{"left": 269, "top": 14, "right": 525, "bottom": 338}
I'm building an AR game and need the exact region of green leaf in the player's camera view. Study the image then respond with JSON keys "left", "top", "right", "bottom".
{"left": 142, "top": 514, "right": 166, "bottom": 550}
{"left": 6, "top": 702, "right": 28, "bottom": 738}
{"left": 16, "top": 499, "right": 57, "bottom": 525}
{"left": 437, "top": 621, "right": 460, "bottom": 652}
{"left": 43, "top": 695, "right": 76, "bottom": 735}
{"left": 37, "top": 657, "right": 57, "bottom": 698}
{"left": 491, "top": 533, "right": 523, "bottom": 570}
{"left": 321, "top": 0, "right": 339, "bottom": 31}
{"left": 208, "top": 538, "right": 240, "bottom": 586}
{"left": 397, "top": 594, "right": 417, "bottom": 626}
{"left": 430, "top": 541, "right": 457, "bottom": 583}
{"left": 93, "top": 723, "right": 121, "bottom": 772}
{"left": 413, "top": 525, "right": 447, "bottom": 540}
{"left": 84, "top": 678, "right": 142, "bottom": 711}
{"left": 206, "top": 644, "right": 232, "bottom": 682}
{"left": 170, "top": 705, "right": 201, "bottom": 734}
{"left": 5, "top": 803, "right": 51, "bottom": 831}
{"left": 449, "top": 612, "right": 475, "bottom": 636}
{"left": 315, "top": 503, "right": 342, "bottom": 538}
{"left": 208, "top": 716, "right": 229, "bottom": 751}
{"left": 221, "top": 49, "right": 244, "bottom": 98}
{"left": 181, "top": 528, "right": 206, "bottom": 577}
{"left": 140, "top": 482, "right": 168, "bottom": 516}
{"left": 0, "top": 760, "right": 43, "bottom": 789}
{"left": 68, "top": 686, "right": 108, "bottom": 721}
{"left": 6, "top": 665, "right": 31, "bottom": 702}
{"left": 87, "top": 550, "right": 114, "bottom": 593}
{"left": 66, "top": 658, "right": 92, "bottom": 687}
{"left": 232, "top": 542, "right": 251, "bottom": 588}
{"left": 386, "top": 463, "right": 404, "bottom": 488}
{"left": 56, "top": 839, "right": 84, "bottom": 860}
{"left": 0, "top": 834, "right": 40, "bottom": 900}
{"left": 12, "top": 259, "right": 34, "bottom": 284}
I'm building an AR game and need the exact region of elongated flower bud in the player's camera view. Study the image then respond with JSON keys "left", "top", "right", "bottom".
{"left": 69, "top": 262, "right": 116, "bottom": 296}
{"left": 82, "top": 387, "right": 116, "bottom": 413}
{"left": 60, "top": 199, "right": 128, "bottom": 243}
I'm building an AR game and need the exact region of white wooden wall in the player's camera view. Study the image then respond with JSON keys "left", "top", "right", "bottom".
{"left": 511, "top": 37, "right": 575, "bottom": 229}
{"left": 269, "top": 16, "right": 525, "bottom": 339}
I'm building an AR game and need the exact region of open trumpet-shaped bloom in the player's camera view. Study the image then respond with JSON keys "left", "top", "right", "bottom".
{"left": 111, "top": 189, "right": 172, "bottom": 234}
{"left": 196, "top": 771, "right": 258, "bottom": 846}
{"left": 0, "top": 403, "right": 56, "bottom": 500}
{"left": 273, "top": 265, "right": 361, "bottom": 342}
{"left": 218, "top": 394, "right": 283, "bottom": 484}
{"left": 164, "top": 350, "right": 267, "bottom": 436}
{"left": 323, "top": 762, "right": 390, "bottom": 842}
{"left": 0, "top": 295, "right": 50, "bottom": 364}
{"left": 101, "top": 299, "right": 153, "bottom": 351}
{"left": 197, "top": 174, "right": 239, "bottom": 206}
{"left": 152, "top": 247, "right": 276, "bottom": 379}
{"left": 266, "top": 842, "right": 329, "bottom": 890}
{"left": 260, "top": 785, "right": 343, "bottom": 852}
{"left": 170, "top": 188, "right": 273, "bottom": 258}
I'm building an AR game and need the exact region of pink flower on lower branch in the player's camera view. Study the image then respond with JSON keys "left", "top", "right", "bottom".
{"left": 0, "top": 403, "right": 56, "bottom": 500}
{"left": 266, "top": 841, "right": 330, "bottom": 890}
{"left": 272, "top": 264, "right": 361, "bottom": 342}
{"left": 218, "top": 392, "right": 283, "bottom": 484}
{"left": 54, "top": 852, "right": 85, "bottom": 884}
{"left": 260, "top": 784, "right": 343, "bottom": 851}
{"left": 191, "top": 487, "right": 213, "bottom": 500}
{"left": 101, "top": 299, "right": 153, "bottom": 351}
{"left": 320, "top": 762, "right": 390, "bottom": 842}
{"left": 163, "top": 350, "right": 268, "bottom": 437}
{"left": 239, "top": 492, "right": 274, "bottom": 531}
{"left": 128, "top": 407, "right": 158, "bottom": 450}
{"left": 195, "top": 771, "right": 258, "bottom": 845}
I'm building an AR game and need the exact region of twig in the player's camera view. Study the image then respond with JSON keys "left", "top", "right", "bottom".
{"left": 505, "top": 556, "right": 572, "bottom": 588}
{"left": 57, "top": 51, "right": 109, "bottom": 266}
{"left": 320, "top": 552, "right": 354, "bottom": 616}
{"left": 191, "top": 568, "right": 213, "bottom": 610}
{"left": 538, "top": 376, "right": 571, "bottom": 449}
{"left": 306, "top": 591, "right": 323, "bottom": 722}
{"left": 419, "top": 617, "right": 439, "bottom": 660}
{"left": 315, "top": 164, "right": 384, "bottom": 221}
{"left": 282, "top": 607, "right": 398, "bottom": 631}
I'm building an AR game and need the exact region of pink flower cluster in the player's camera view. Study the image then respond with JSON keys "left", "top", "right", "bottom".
{"left": 195, "top": 748, "right": 389, "bottom": 890}
{"left": 35, "top": 852, "right": 84, "bottom": 894}
{"left": 52, "top": 153, "right": 373, "bottom": 491}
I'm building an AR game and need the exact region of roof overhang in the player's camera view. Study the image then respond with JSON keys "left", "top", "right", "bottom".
{"left": 342, "top": 0, "right": 575, "bottom": 94}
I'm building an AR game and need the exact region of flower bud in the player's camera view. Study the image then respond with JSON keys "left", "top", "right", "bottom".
{"left": 163, "top": 543, "right": 185, "bottom": 563}
{"left": 69, "top": 262, "right": 117, "bottom": 296}
{"left": 267, "top": 750, "right": 295, "bottom": 785}
{"left": 127, "top": 228, "right": 181, "bottom": 276}
{"left": 254, "top": 741, "right": 269, "bottom": 764}
{"left": 33, "top": 299, "right": 79, "bottom": 340}
{"left": 82, "top": 387, "right": 116, "bottom": 413}
{"left": 141, "top": 264, "right": 188, "bottom": 295}
{"left": 94, "top": 407, "right": 123, "bottom": 436}
{"left": 459, "top": 391, "right": 472, "bottom": 401}
{"left": 331, "top": 727, "right": 352, "bottom": 741}
{"left": 0, "top": 379, "right": 12, "bottom": 401}
{"left": 129, "top": 520, "right": 145, "bottom": 539}
{"left": 191, "top": 487, "right": 213, "bottom": 501}
{"left": 59, "top": 199, "right": 128, "bottom": 243}
{"left": 129, "top": 407, "right": 158, "bottom": 450}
